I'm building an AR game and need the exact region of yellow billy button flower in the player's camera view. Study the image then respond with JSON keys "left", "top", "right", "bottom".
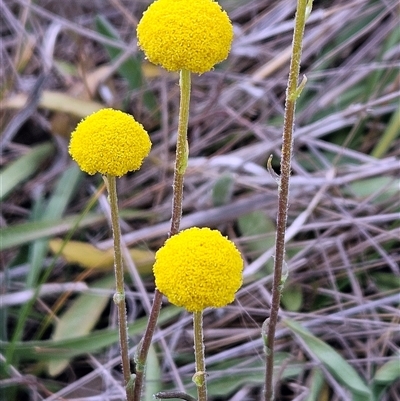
{"left": 137, "top": 0, "right": 233, "bottom": 74}
{"left": 153, "top": 227, "right": 243, "bottom": 312}
{"left": 69, "top": 108, "right": 151, "bottom": 177}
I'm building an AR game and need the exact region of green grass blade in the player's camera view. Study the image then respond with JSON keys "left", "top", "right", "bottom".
{"left": 95, "top": 15, "right": 143, "bottom": 90}
{"left": 237, "top": 210, "right": 275, "bottom": 273}
{"left": 0, "top": 306, "right": 181, "bottom": 362}
{"left": 0, "top": 214, "right": 104, "bottom": 251}
{"left": 45, "top": 164, "right": 83, "bottom": 220}
{"left": 6, "top": 165, "right": 84, "bottom": 362}
{"left": 371, "top": 358, "right": 400, "bottom": 401}
{"left": 212, "top": 173, "right": 235, "bottom": 206}
{"left": 47, "top": 275, "right": 115, "bottom": 376}
{"left": 304, "top": 368, "right": 326, "bottom": 401}
{"left": 0, "top": 206, "right": 150, "bottom": 251}
{"left": 190, "top": 353, "right": 303, "bottom": 397}
{"left": 0, "top": 142, "right": 54, "bottom": 201}
{"left": 373, "top": 358, "right": 400, "bottom": 384}
{"left": 371, "top": 106, "right": 400, "bottom": 158}
{"left": 285, "top": 318, "right": 372, "bottom": 399}
{"left": 95, "top": 15, "right": 157, "bottom": 112}
{"left": 144, "top": 345, "right": 162, "bottom": 400}
{"left": 26, "top": 164, "right": 82, "bottom": 288}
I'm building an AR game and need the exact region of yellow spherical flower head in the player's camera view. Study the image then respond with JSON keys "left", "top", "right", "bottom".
{"left": 137, "top": 0, "right": 233, "bottom": 74}
{"left": 69, "top": 108, "right": 151, "bottom": 177}
{"left": 153, "top": 227, "right": 243, "bottom": 312}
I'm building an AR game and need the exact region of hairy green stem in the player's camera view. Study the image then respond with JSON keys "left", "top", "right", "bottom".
{"left": 106, "top": 175, "right": 134, "bottom": 401}
{"left": 264, "top": 1, "right": 311, "bottom": 400}
{"left": 155, "top": 391, "right": 197, "bottom": 401}
{"left": 170, "top": 69, "right": 191, "bottom": 236}
{"left": 133, "top": 69, "right": 191, "bottom": 400}
{"left": 193, "top": 311, "right": 207, "bottom": 401}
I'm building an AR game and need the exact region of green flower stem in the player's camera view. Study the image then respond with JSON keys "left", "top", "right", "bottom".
{"left": 171, "top": 69, "right": 191, "bottom": 236}
{"left": 155, "top": 391, "right": 197, "bottom": 401}
{"left": 133, "top": 69, "right": 191, "bottom": 401}
{"left": 193, "top": 311, "right": 207, "bottom": 401}
{"left": 264, "top": 1, "right": 311, "bottom": 400}
{"left": 106, "top": 174, "right": 134, "bottom": 401}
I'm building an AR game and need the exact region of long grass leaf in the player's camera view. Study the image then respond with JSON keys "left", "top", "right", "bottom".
{"left": 0, "top": 143, "right": 54, "bottom": 201}
{"left": 47, "top": 275, "right": 115, "bottom": 376}
{"left": 285, "top": 318, "right": 372, "bottom": 398}
{"left": 0, "top": 306, "right": 181, "bottom": 361}
{"left": 95, "top": 15, "right": 157, "bottom": 112}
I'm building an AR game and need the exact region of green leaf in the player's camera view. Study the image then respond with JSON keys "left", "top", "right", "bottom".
{"left": 371, "top": 273, "right": 400, "bottom": 292}
{"left": 0, "top": 213, "right": 105, "bottom": 251}
{"left": 281, "top": 283, "right": 303, "bottom": 312}
{"left": 0, "top": 306, "right": 181, "bottom": 362}
{"left": 371, "top": 358, "right": 400, "bottom": 400}
{"left": 153, "top": 352, "right": 303, "bottom": 398}
{"left": 7, "top": 165, "right": 85, "bottom": 362}
{"left": 285, "top": 318, "right": 372, "bottom": 399}
{"left": 144, "top": 345, "right": 162, "bottom": 401}
{"left": 26, "top": 164, "right": 83, "bottom": 288}
{"left": 47, "top": 275, "right": 115, "bottom": 376}
{"left": 95, "top": 15, "right": 157, "bottom": 112}
{"left": 347, "top": 176, "right": 399, "bottom": 204}
{"left": 46, "top": 164, "right": 83, "bottom": 220}
{"left": 0, "top": 208, "right": 149, "bottom": 252}
{"left": 371, "top": 107, "right": 400, "bottom": 158}
{"left": 0, "top": 203, "right": 153, "bottom": 251}
{"left": 212, "top": 173, "right": 235, "bottom": 206}
{"left": 373, "top": 359, "right": 400, "bottom": 384}
{"left": 203, "top": 353, "right": 303, "bottom": 397}
{"left": 237, "top": 210, "right": 275, "bottom": 272}
{"left": 0, "top": 142, "right": 54, "bottom": 201}
{"left": 304, "top": 368, "right": 326, "bottom": 401}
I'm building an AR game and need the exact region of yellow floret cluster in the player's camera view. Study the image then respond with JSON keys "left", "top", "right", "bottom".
{"left": 153, "top": 227, "right": 243, "bottom": 312}
{"left": 137, "top": 0, "right": 233, "bottom": 74}
{"left": 69, "top": 108, "right": 151, "bottom": 177}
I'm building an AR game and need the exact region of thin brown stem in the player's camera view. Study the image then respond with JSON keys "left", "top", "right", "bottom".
{"left": 133, "top": 290, "right": 163, "bottom": 400}
{"left": 133, "top": 69, "right": 191, "bottom": 400}
{"left": 106, "top": 174, "right": 134, "bottom": 401}
{"left": 263, "top": 1, "right": 311, "bottom": 400}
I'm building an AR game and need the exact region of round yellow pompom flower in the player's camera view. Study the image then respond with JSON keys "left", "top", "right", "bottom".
{"left": 69, "top": 108, "right": 151, "bottom": 177}
{"left": 137, "top": 0, "right": 233, "bottom": 74}
{"left": 153, "top": 227, "right": 243, "bottom": 312}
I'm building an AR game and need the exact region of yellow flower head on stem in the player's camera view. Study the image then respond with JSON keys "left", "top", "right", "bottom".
{"left": 153, "top": 227, "right": 243, "bottom": 312}
{"left": 69, "top": 108, "right": 152, "bottom": 177}
{"left": 137, "top": 0, "right": 233, "bottom": 74}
